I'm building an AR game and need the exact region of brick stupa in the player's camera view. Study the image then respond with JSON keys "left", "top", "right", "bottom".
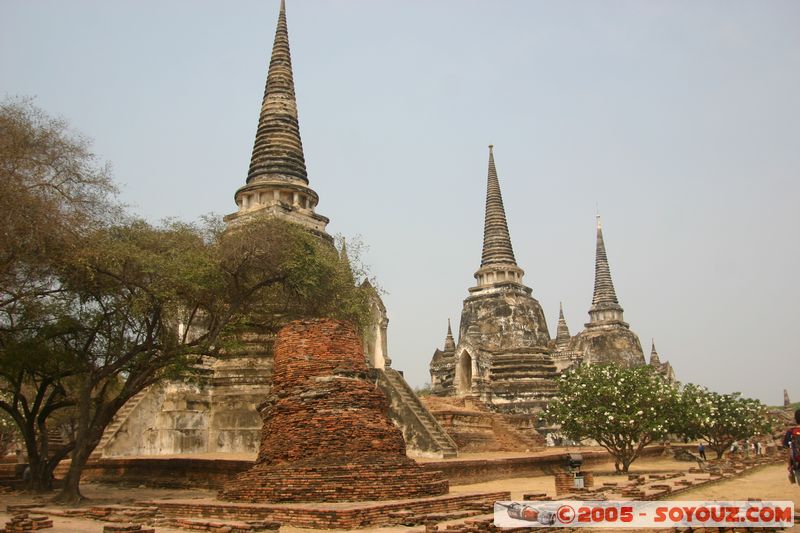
{"left": 220, "top": 318, "right": 448, "bottom": 502}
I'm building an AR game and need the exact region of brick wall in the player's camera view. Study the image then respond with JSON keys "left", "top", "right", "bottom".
{"left": 219, "top": 319, "right": 448, "bottom": 502}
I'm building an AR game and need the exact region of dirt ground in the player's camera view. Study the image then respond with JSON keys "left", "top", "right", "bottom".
{"left": 1, "top": 456, "right": 797, "bottom": 532}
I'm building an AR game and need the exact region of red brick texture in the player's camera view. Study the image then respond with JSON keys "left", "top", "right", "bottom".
{"left": 554, "top": 471, "right": 594, "bottom": 496}
{"left": 219, "top": 319, "right": 448, "bottom": 502}
{"left": 145, "top": 492, "right": 507, "bottom": 530}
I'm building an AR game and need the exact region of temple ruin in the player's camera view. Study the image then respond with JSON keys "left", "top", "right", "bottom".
{"left": 429, "top": 151, "right": 674, "bottom": 413}
{"left": 220, "top": 319, "right": 448, "bottom": 502}
{"left": 95, "top": 0, "right": 455, "bottom": 460}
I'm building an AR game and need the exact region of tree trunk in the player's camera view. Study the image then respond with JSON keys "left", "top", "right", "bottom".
{"left": 621, "top": 458, "right": 633, "bottom": 473}
{"left": 54, "top": 382, "right": 93, "bottom": 504}
{"left": 53, "top": 446, "right": 89, "bottom": 504}
{"left": 27, "top": 456, "right": 53, "bottom": 492}
{"left": 22, "top": 433, "right": 54, "bottom": 492}
{"left": 53, "top": 378, "right": 113, "bottom": 504}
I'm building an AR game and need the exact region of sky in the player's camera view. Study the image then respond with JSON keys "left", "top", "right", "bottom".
{"left": 2, "top": 1, "right": 798, "bottom": 405}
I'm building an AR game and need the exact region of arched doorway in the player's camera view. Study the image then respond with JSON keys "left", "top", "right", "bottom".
{"left": 457, "top": 351, "right": 472, "bottom": 395}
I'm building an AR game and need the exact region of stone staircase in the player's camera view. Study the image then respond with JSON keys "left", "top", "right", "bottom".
{"left": 490, "top": 416, "right": 543, "bottom": 451}
{"left": 375, "top": 368, "right": 458, "bottom": 458}
{"left": 90, "top": 388, "right": 152, "bottom": 460}
{"left": 422, "top": 395, "right": 545, "bottom": 452}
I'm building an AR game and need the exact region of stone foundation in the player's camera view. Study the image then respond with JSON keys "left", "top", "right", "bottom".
{"left": 422, "top": 397, "right": 543, "bottom": 452}
{"left": 146, "top": 492, "right": 507, "bottom": 530}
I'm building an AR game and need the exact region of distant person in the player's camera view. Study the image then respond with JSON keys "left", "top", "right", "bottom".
{"left": 698, "top": 443, "right": 707, "bottom": 461}
{"left": 783, "top": 409, "right": 800, "bottom": 484}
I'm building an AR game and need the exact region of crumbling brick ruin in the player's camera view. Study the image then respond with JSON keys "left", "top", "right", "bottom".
{"left": 220, "top": 318, "right": 448, "bottom": 502}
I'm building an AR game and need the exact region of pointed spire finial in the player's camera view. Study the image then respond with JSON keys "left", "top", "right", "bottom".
{"left": 339, "top": 236, "right": 354, "bottom": 281}
{"left": 444, "top": 319, "right": 456, "bottom": 352}
{"left": 555, "top": 302, "right": 571, "bottom": 348}
{"left": 649, "top": 338, "right": 661, "bottom": 365}
{"left": 480, "top": 145, "right": 517, "bottom": 267}
{"left": 588, "top": 216, "right": 624, "bottom": 324}
{"left": 246, "top": 0, "right": 308, "bottom": 184}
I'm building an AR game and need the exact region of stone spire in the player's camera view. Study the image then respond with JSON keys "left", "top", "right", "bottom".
{"left": 339, "top": 237, "right": 354, "bottom": 282}
{"left": 481, "top": 145, "right": 516, "bottom": 267}
{"left": 444, "top": 319, "right": 456, "bottom": 352}
{"left": 225, "top": 0, "right": 330, "bottom": 237}
{"left": 247, "top": 0, "right": 307, "bottom": 185}
{"left": 588, "top": 215, "right": 625, "bottom": 324}
{"left": 649, "top": 339, "right": 661, "bottom": 365}
{"left": 555, "top": 302, "right": 571, "bottom": 348}
{"left": 472, "top": 146, "right": 525, "bottom": 289}
{"left": 785, "top": 389, "right": 792, "bottom": 408}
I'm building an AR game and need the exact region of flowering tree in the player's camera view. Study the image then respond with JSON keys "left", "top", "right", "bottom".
{"left": 680, "top": 384, "right": 772, "bottom": 459}
{"left": 544, "top": 364, "right": 681, "bottom": 473}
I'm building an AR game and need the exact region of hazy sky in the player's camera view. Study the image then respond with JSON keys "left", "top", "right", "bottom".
{"left": 2, "top": 1, "right": 798, "bottom": 405}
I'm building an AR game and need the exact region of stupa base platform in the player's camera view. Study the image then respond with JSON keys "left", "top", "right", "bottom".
{"left": 219, "top": 453, "right": 448, "bottom": 502}
{"left": 140, "top": 491, "right": 509, "bottom": 530}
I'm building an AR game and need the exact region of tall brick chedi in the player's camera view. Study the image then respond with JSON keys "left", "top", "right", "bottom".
{"left": 221, "top": 319, "right": 448, "bottom": 502}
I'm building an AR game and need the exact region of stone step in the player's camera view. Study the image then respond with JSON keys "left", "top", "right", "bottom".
{"left": 380, "top": 368, "right": 458, "bottom": 458}
{"left": 91, "top": 389, "right": 152, "bottom": 459}
{"left": 397, "top": 507, "right": 486, "bottom": 526}
{"left": 167, "top": 517, "right": 280, "bottom": 532}
{"left": 430, "top": 512, "right": 497, "bottom": 531}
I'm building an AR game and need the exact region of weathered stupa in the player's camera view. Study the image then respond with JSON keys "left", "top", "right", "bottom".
{"left": 221, "top": 319, "right": 448, "bottom": 502}
{"left": 91, "top": 0, "right": 461, "bottom": 460}
{"left": 429, "top": 146, "right": 558, "bottom": 413}
{"left": 567, "top": 217, "right": 646, "bottom": 367}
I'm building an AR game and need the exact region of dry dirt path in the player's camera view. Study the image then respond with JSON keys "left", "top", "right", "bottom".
{"left": 1, "top": 457, "right": 797, "bottom": 532}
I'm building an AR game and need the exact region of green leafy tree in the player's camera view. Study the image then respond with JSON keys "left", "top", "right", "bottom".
{"left": 0, "top": 98, "right": 117, "bottom": 491}
{"left": 56, "top": 215, "right": 369, "bottom": 504}
{"left": 544, "top": 364, "right": 682, "bottom": 473}
{"left": 216, "top": 216, "right": 372, "bottom": 337}
{"left": 680, "top": 384, "right": 772, "bottom": 459}
{"left": 1, "top": 100, "right": 372, "bottom": 502}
